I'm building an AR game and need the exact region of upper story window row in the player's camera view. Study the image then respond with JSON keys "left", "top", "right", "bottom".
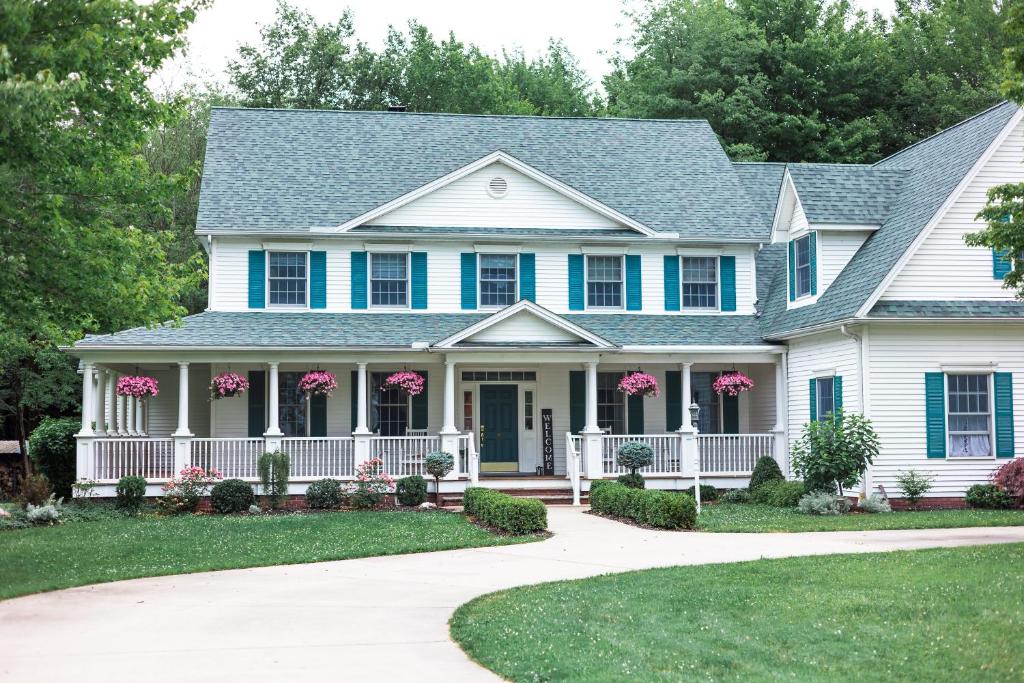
{"left": 244, "top": 248, "right": 740, "bottom": 313}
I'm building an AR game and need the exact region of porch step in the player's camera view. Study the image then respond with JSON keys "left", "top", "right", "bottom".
{"left": 442, "top": 488, "right": 588, "bottom": 506}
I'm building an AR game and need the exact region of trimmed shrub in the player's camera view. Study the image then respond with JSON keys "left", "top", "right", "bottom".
{"left": 20, "top": 473, "right": 51, "bottom": 506}
{"left": 28, "top": 417, "right": 80, "bottom": 498}
{"left": 616, "top": 473, "right": 645, "bottom": 489}
{"left": 720, "top": 488, "right": 751, "bottom": 504}
{"left": 395, "top": 475, "right": 428, "bottom": 506}
{"left": 425, "top": 451, "right": 455, "bottom": 505}
{"left": 462, "top": 487, "right": 546, "bottom": 534}
{"left": 687, "top": 484, "right": 719, "bottom": 502}
{"left": 798, "top": 491, "right": 851, "bottom": 515}
{"left": 858, "top": 493, "right": 892, "bottom": 513}
{"left": 748, "top": 456, "right": 784, "bottom": 493}
{"left": 752, "top": 480, "right": 805, "bottom": 507}
{"left": 305, "top": 478, "right": 343, "bottom": 509}
{"left": 590, "top": 481, "right": 697, "bottom": 530}
{"left": 211, "top": 478, "right": 255, "bottom": 513}
{"left": 115, "top": 475, "right": 147, "bottom": 512}
{"left": 965, "top": 484, "right": 1014, "bottom": 509}
{"left": 616, "top": 442, "right": 654, "bottom": 473}
{"left": 993, "top": 459, "right": 1024, "bottom": 506}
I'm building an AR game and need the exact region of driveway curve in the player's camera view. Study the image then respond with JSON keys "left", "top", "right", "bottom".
{"left": 2, "top": 508, "right": 1023, "bottom": 682}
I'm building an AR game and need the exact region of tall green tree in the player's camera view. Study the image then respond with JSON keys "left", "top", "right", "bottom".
{"left": 0, "top": 0, "right": 205, "bottom": 464}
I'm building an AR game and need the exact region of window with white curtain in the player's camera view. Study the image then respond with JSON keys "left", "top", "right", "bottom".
{"left": 947, "top": 374, "right": 992, "bottom": 457}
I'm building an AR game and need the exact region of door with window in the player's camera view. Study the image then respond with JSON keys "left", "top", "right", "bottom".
{"left": 479, "top": 385, "right": 519, "bottom": 472}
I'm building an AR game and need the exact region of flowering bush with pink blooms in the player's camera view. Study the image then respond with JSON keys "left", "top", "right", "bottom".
{"left": 618, "top": 372, "right": 660, "bottom": 398}
{"left": 115, "top": 375, "right": 159, "bottom": 399}
{"left": 210, "top": 372, "right": 249, "bottom": 399}
{"left": 382, "top": 371, "right": 425, "bottom": 396}
{"left": 156, "top": 466, "right": 222, "bottom": 515}
{"left": 713, "top": 371, "right": 755, "bottom": 396}
{"left": 298, "top": 370, "right": 337, "bottom": 397}
{"left": 349, "top": 458, "right": 395, "bottom": 509}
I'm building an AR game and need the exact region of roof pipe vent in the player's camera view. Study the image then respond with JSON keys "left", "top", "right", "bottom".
{"left": 387, "top": 104, "right": 407, "bottom": 112}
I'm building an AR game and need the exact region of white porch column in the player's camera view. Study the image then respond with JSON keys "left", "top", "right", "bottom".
{"left": 352, "top": 362, "right": 371, "bottom": 464}
{"left": 679, "top": 362, "right": 694, "bottom": 432}
{"left": 135, "top": 397, "right": 146, "bottom": 436}
{"left": 75, "top": 363, "right": 96, "bottom": 485}
{"left": 104, "top": 370, "right": 115, "bottom": 435}
{"left": 126, "top": 395, "right": 137, "bottom": 436}
{"left": 582, "top": 360, "right": 603, "bottom": 479}
{"left": 439, "top": 358, "right": 461, "bottom": 478}
{"left": 93, "top": 368, "right": 106, "bottom": 436}
{"left": 116, "top": 376, "right": 128, "bottom": 436}
{"left": 173, "top": 362, "right": 192, "bottom": 474}
{"left": 772, "top": 352, "right": 789, "bottom": 476}
{"left": 264, "top": 362, "right": 283, "bottom": 452}
{"left": 677, "top": 362, "right": 698, "bottom": 480}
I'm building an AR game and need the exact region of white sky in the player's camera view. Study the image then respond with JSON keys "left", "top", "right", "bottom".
{"left": 153, "top": 0, "right": 898, "bottom": 94}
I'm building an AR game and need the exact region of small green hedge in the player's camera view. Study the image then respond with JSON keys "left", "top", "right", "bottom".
{"left": 211, "top": 478, "right": 255, "bottom": 513}
{"left": 752, "top": 480, "right": 806, "bottom": 507}
{"left": 463, "top": 488, "right": 547, "bottom": 535}
{"left": 589, "top": 481, "right": 697, "bottom": 529}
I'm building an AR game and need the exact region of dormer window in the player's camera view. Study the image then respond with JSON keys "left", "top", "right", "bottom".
{"left": 268, "top": 252, "right": 307, "bottom": 307}
{"left": 793, "top": 234, "right": 813, "bottom": 299}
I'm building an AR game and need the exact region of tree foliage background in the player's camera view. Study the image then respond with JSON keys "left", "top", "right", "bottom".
{"left": 0, "top": 0, "right": 1018, "bottom": 463}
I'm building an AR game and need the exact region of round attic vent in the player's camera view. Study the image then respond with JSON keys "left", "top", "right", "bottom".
{"left": 487, "top": 176, "right": 509, "bottom": 198}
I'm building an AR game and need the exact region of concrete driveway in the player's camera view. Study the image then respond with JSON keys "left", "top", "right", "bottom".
{"left": 2, "top": 508, "right": 1023, "bottom": 682}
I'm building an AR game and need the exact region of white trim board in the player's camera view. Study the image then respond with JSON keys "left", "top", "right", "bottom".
{"left": 432, "top": 300, "right": 616, "bottom": 349}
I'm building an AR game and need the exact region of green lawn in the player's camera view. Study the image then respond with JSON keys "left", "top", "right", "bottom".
{"left": 0, "top": 509, "right": 533, "bottom": 600}
{"left": 451, "top": 543, "right": 1024, "bottom": 682}
{"left": 696, "top": 503, "right": 1024, "bottom": 532}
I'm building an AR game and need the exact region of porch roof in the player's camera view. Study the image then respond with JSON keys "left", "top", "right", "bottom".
{"left": 868, "top": 300, "right": 1024, "bottom": 319}
{"left": 73, "top": 311, "right": 771, "bottom": 350}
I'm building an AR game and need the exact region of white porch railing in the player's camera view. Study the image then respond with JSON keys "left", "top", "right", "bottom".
{"left": 370, "top": 435, "right": 441, "bottom": 477}
{"left": 93, "top": 438, "right": 175, "bottom": 481}
{"left": 601, "top": 434, "right": 681, "bottom": 475}
{"left": 699, "top": 434, "right": 774, "bottom": 474}
{"left": 565, "top": 433, "right": 582, "bottom": 505}
{"left": 190, "top": 438, "right": 264, "bottom": 480}
{"left": 460, "top": 432, "right": 479, "bottom": 484}
{"left": 284, "top": 437, "right": 355, "bottom": 479}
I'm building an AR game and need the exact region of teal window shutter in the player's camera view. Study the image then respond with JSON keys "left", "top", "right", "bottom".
{"left": 625, "top": 254, "right": 642, "bottom": 310}
{"left": 247, "top": 370, "right": 266, "bottom": 437}
{"left": 310, "top": 395, "right": 327, "bottom": 436}
{"left": 833, "top": 375, "right": 843, "bottom": 414}
{"left": 628, "top": 394, "right": 645, "bottom": 434}
{"left": 663, "top": 256, "right": 680, "bottom": 311}
{"left": 925, "top": 372, "right": 946, "bottom": 458}
{"left": 569, "top": 371, "right": 585, "bottom": 433}
{"left": 310, "top": 251, "right": 326, "bottom": 308}
{"left": 351, "top": 251, "right": 367, "bottom": 309}
{"left": 995, "top": 372, "right": 1014, "bottom": 457}
{"left": 787, "top": 241, "right": 796, "bottom": 301}
{"left": 410, "top": 371, "right": 428, "bottom": 429}
{"left": 350, "top": 370, "right": 358, "bottom": 433}
{"left": 248, "top": 250, "right": 266, "bottom": 309}
{"left": 808, "top": 231, "right": 818, "bottom": 296}
{"left": 665, "top": 370, "right": 682, "bottom": 431}
{"left": 568, "top": 254, "right": 584, "bottom": 311}
{"left": 519, "top": 253, "right": 536, "bottom": 302}
{"left": 723, "top": 393, "right": 739, "bottom": 433}
{"left": 720, "top": 255, "right": 736, "bottom": 311}
{"left": 460, "top": 253, "right": 477, "bottom": 310}
{"left": 809, "top": 378, "right": 817, "bottom": 422}
{"left": 993, "top": 248, "right": 1012, "bottom": 279}
{"left": 411, "top": 252, "right": 428, "bottom": 309}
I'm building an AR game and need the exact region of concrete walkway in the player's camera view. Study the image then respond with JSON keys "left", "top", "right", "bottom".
{"left": 2, "top": 509, "right": 1023, "bottom": 682}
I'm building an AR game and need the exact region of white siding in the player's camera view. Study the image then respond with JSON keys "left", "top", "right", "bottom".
{"left": 788, "top": 196, "right": 809, "bottom": 237}
{"left": 367, "top": 162, "right": 623, "bottom": 229}
{"left": 866, "top": 323, "right": 1024, "bottom": 496}
{"left": 785, "top": 330, "right": 862, "bottom": 459}
{"left": 467, "top": 312, "right": 581, "bottom": 343}
{"left": 210, "top": 238, "right": 759, "bottom": 315}
{"left": 818, "top": 230, "right": 871, "bottom": 294}
{"left": 145, "top": 365, "right": 212, "bottom": 438}
{"left": 746, "top": 363, "right": 777, "bottom": 433}
{"left": 881, "top": 117, "right": 1024, "bottom": 300}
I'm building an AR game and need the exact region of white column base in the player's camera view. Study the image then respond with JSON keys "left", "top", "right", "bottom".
{"left": 581, "top": 430, "right": 603, "bottom": 479}
{"left": 772, "top": 425, "right": 788, "bottom": 477}
{"left": 679, "top": 429, "right": 700, "bottom": 512}
{"left": 353, "top": 432, "right": 372, "bottom": 466}
{"left": 263, "top": 433, "right": 283, "bottom": 453}
{"left": 439, "top": 431, "right": 460, "bottom": 479}
{"left": 172, "top": 434, "right": 191, "bottom": 476}
{"left": 75, "top": 435, "right": 96, "bottom": 485}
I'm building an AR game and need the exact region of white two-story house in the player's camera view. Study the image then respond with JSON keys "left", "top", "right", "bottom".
{"left": 72, "top": 101, "right": 1024, "bottom": 503}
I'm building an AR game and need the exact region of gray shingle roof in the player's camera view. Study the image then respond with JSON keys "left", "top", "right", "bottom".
{"left": 787, "top": 164, "right": 906, "bottom": 225}
{"left": 349, "top": 226, "right": 641, "bottom": 238}
{"left": 198, "top": 108, "right": 766, "bottom": 240}
{"left": 869, "top": 300, "right": 1024, "bottom": 318}
{"left": 733, "top": 162, "right": 786, "bottom": 231}
{"left": 762, "top": 101, "right": 1019, "bottom": 338}
{"left": 74, "top": 311, "right": 772, "bottom": 349}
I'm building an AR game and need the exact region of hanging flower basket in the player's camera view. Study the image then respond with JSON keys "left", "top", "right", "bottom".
{"left": 618, "top": 372, "right": 660, "bottom": 398}
{"left": 299, "top": 370, "right": 338, "bottom": 398}
{"left": 210, "top": 372, "right": 249, "bottom": 400}
{"left": 115, "top": 375, "right": 159, "bottom": 399}
{"left": 713, "top": 371, "right": 755, "bottom": 396}
{"left": 382, "top": 371, "right": 425, "bottom": 396}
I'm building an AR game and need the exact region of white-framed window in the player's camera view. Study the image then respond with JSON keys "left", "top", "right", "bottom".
{"left": 681, "top": 256, "right": 718, "bottom": 309}
{"left": 794, "top": 234, "right": 813, "bottom": 298}
{"left": 370, "top": 252, "right": 409, "bottom": 308}
{"left": 586, "top": 255, "right": 623, "bottom": 309}
{"left": 524, "top": 390, "right": 534, "bottom": 431}
{"left": 946, "top": 373, "right": 992, "bottom": 457}
{"left": 268, "top": 251, "right": 308, "bottom": 307}
{"left": 278, "top": 371, "right": 308, "bottom": 436}
{"left": 597, "top": 372, "right": 626, "bottom": 434}
{"left": 479, "top": 254, "right": 517, "bottom": 307}
{"left": 691, "top": 372, "right": 722, "bottom": 434}
{"left": 815, "top": 377, "right": 835, "bottom": 421}
{"left": 371, "top": 371, "right": 409, "bottom": 436}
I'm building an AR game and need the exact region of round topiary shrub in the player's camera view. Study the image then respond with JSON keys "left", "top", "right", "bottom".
{"left": 211, "top": 478, "right": 255, "bottom": 513}
{"left": 616, "top": 472, "right": 645, "bottom": 489}
{"left": 748, "top": 456, "right": 784, "bottom": 492}
{"left": 396, "top": 475, "right": 428, "bottom": 506}
{"left": 616, "top": 442, "right": 654, "bottom": 474}
{"left": 965, "top": 483, "right": 1014, "bottom": 509}
{"left": 115, "top": 475, "right": 147, "bottom": 512}
{"left": 305, "top": 478, "right": 343, "bottom": 509}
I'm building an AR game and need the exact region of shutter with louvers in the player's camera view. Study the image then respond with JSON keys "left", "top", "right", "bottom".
{"left": 410, "top": 371, "right": 428, "bottom": 430}
{"left": 351, "top": 252, "right": 367, "bottom": 309}
{"left": 625, "top": 254, "right": 642, "bottom": 310}
{"left": 248, "top": 251, "right": 266, "bottom": 309}
{"left": 247, "top": 370, "right": 266, "bottom": 437}
{"left": 723, "top": 393, "right": 739, "bottom": 433}
{"left": 569, "top": 371, "right": 585, "bottom": 434}
{"left": 665, "top": 370, "right": 682, "bottom": 431}
{"left": 310, "top": 251, "right": 326, "bottom": 308}
{"left": 568, "top": 254, "right": 584, "bottom": 310}
{"left": 833, "top": 375, "right": 843, "bottom": 414}
{"left": 809, "top": 378, "right": 817, "bottom": 422}
{"left": 663, "top": 255, "right": 680, "bottom": 311}
{"left": 925, "top": 372, "right": 946, "bottom": 458}
{"left": 720, "top": 255, "right": 736, "bottom": 311}
{"left": 995, "top": 372, "right": 1014, "bottom": 458}
{"left": 460, "top": 253, "right": 477, "bottom": 310}
{"left": 519, "top": 253, "right": 536, "bottom": 302}
{"left": 993, "top": 249, "right": 1012, "bottom": 279}
{"left": 808, "top": 232, "right": 818, "bottom": 296}
{"left": 310, "top": 395, "right": 327, "bottom": 436}
{"left": 411, "top": 252, "right": 427, "bottom": 309}
{"left": 788, "top": 241, "right": 796, "bottom": 301}
{"left": 627, "top": 394, "right": 644, "bottom": 434}
{"left": 350, "top": 370, "right": 358, "bottom": 433}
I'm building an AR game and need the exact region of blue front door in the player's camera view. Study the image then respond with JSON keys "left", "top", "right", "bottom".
{"left": 479, "top": 384, "right": 519, "bottom": 472}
